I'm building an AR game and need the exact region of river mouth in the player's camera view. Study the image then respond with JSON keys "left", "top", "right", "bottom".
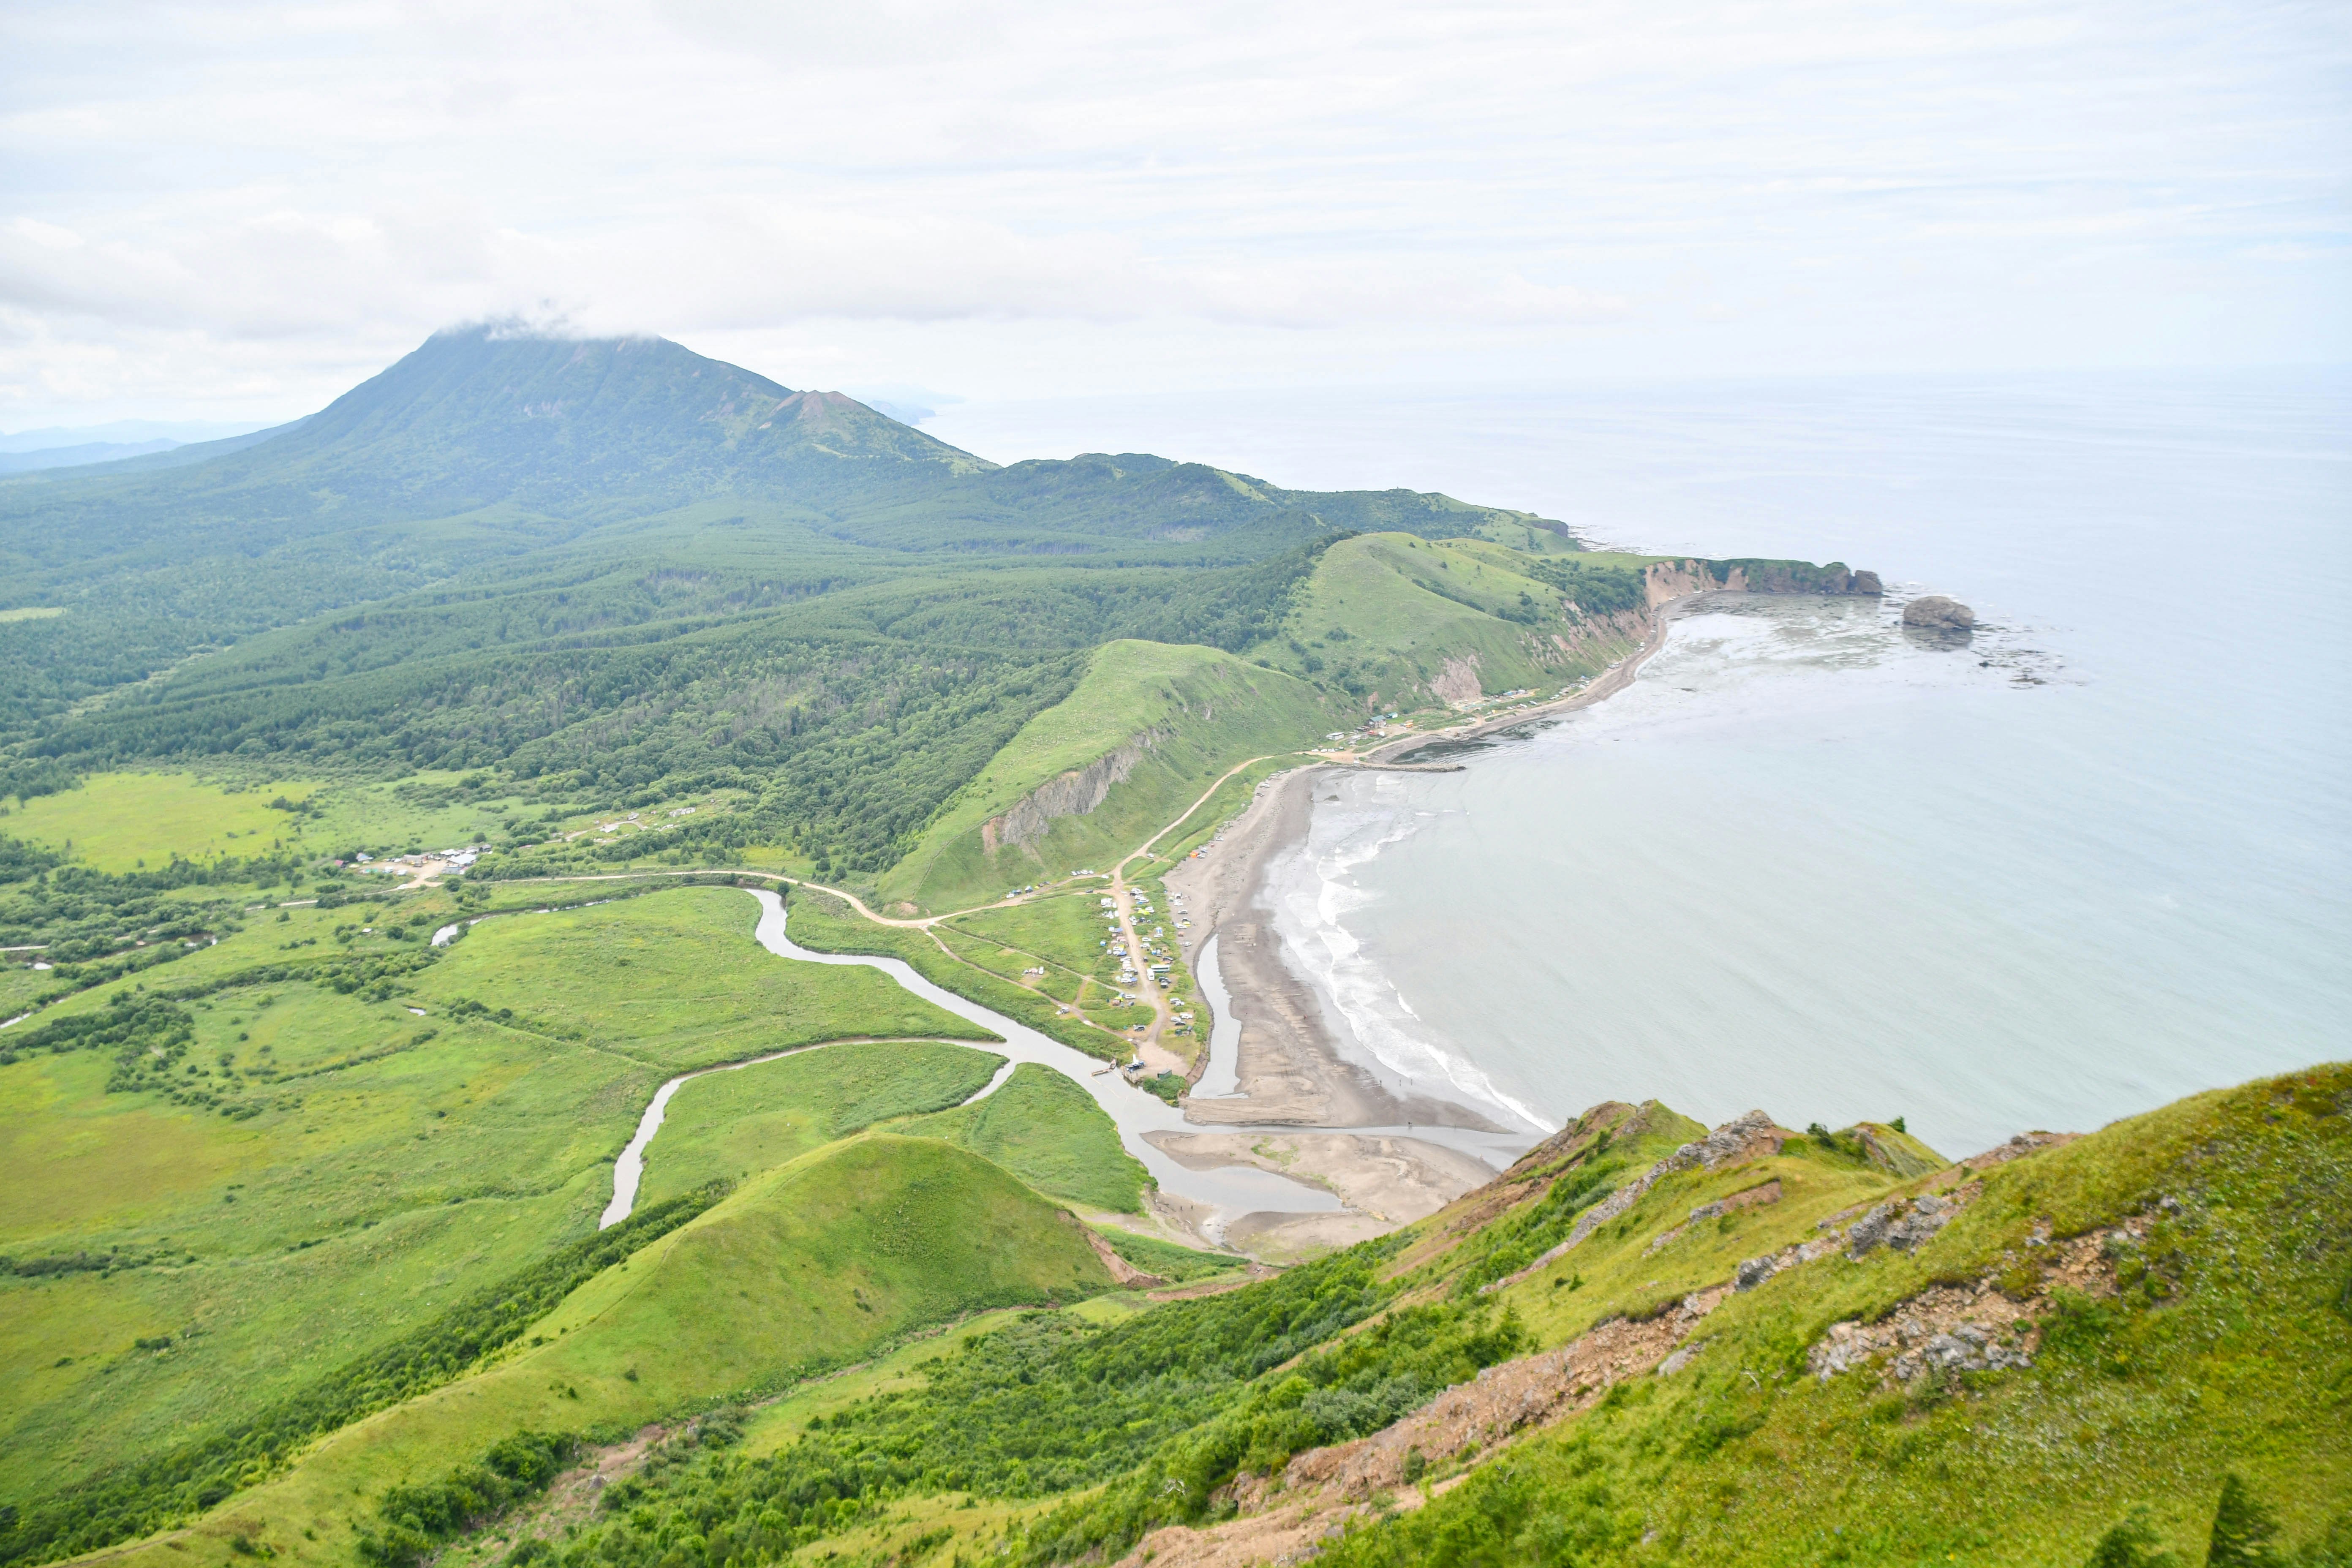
{"left": 619, "top": 890, "right": 1349, "bottom": 1244}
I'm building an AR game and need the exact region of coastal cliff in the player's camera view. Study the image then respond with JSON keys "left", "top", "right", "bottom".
{"left": 982, "top": 726, "right": 1168, "bottom": 852}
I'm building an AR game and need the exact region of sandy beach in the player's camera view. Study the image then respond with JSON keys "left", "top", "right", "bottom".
{"left": 1153, "top": 592, "right": 1706, "bottom": 1247}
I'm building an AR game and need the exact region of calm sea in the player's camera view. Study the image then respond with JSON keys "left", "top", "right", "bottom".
{"left": 926, "top": 370, "right": 2352, "bottom": 1158}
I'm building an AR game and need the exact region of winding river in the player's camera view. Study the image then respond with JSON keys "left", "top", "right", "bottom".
{"left": 599, "top": 890, "right": 1348, "bottom": 1242}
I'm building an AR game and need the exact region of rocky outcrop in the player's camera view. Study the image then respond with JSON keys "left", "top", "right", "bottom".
{"left": 982, "top": 728, "right": 1166, "bottom": 853}
{"left": 1842, "top": 1192, "right": 1958, "bottom": 1260}
{"left": 1901, "top": 594, "right": 1976, "bottom": 632}
{"left": 1482, "top": 1110, "right": 1790, "bottom": 1294}
{"left": 1648, "top": 1179, "right": 1783, "bottom": 1255}
{"left": 1962, "top": 1130, "right": 2078, "bottom": 1172}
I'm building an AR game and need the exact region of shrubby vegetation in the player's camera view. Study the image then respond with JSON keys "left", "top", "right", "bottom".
{"left": 534, "top": 1236, "right": 1521, "bottom": 1568}
{"left": 1446, "top": 1147, "right": 1623, "bottom": 1295}
{"left": 359, "top": 1432, "right": 580, "bottom": 1568}
{"left": 0, "top": 1187, "right": 727, "bottom": 1568}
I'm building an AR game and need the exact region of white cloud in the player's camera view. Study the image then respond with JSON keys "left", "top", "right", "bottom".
{"left": 0, "top": 0, "right": 2344, "bottom": 422}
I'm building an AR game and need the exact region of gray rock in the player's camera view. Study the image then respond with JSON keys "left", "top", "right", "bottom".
{"left": 1902, "top": 595, "right": 1976, "bottom": 632}
{"left": 1845, "top": 1202, "right": 1899, "bottom": 1259}
{"left": 1734, "top": 1254, "right": 1778, "bottom": 1292}
{"left": 1886, "top": 1198, "right": 1955, "bottom": 1254}
{"left": 1896, "top": 1323, "right": 2032, "bottom": 1381}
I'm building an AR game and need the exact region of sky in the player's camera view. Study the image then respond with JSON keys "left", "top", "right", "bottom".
{"left": 2, "top": 0, "right": 2347, "bottom": 429}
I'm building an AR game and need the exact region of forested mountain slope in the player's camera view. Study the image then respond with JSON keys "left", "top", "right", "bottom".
{"left": 0, "top": 328, "right": 1565, "bottom": 869}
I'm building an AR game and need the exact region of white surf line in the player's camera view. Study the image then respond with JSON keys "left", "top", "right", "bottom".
{"left": 741, "top": 890, "right": 1341, "bottom": 1238}
{"left": 597, "top": 1036, "right": 1018, "bottom": 1230}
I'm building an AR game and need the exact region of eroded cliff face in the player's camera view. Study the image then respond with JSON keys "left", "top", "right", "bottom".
{"left": 982, "top": 727, "right": 1168, "bottom": 855}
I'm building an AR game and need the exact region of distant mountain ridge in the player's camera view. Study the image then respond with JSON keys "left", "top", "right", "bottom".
{"left": 1, "top": 326, "right": 1565, "bottom": 563}
{"left": 0, "top": 325, "right": 1583, "bottom": 867}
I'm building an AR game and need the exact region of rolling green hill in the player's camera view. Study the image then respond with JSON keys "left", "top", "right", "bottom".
{"left": 878, "top": 639, "right": 1342, "bottom": 912}
{"left": 20, "top": 1134, "right": 1114, "bottom": 1568}
{"left": 0, "top": 885, "right": 986, "bottom": 1505}
{"left": 1242, "top": 534, "right": 1656, "bottom": 712}
{"left": 265, "top": 1064, "right": 2340, "bottom": 1568}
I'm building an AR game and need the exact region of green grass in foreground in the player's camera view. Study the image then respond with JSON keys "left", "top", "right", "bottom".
{"left": 57, "top": 1135, "right": 1116, "bottom": 1568}
{"left": 1318, "top": 1065, "right": 2352, "bottom": 1566}
{"left": 373, "top": 1066, "right": 2349, "bottom": 1568}
{"left": 632, "top": 1041, "right": 1006, "bottom": 1207}
{"left": 900, "top": 1063, "right": 1149, "bottom": 1213}
{"left": 0, "top": 886, "right": 985, "bottom": 1506}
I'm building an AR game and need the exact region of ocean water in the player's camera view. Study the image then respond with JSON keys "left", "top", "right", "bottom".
{"left": 927, "top": 370, "right": 2352, "bottom": 1157}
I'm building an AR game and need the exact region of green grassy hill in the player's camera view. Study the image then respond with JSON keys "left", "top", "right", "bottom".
{"left": 32, "top": 1135, "right": 1113, "bottom": 1568}
{"left": 0, "top": 885, "right": 981, "bottom": 1507}
{"left": 1245, "top": 535, "right": 1656, "bottom": 712}
{"left": 628, "top": 1041, "right": 1006, "bottom": 1207}
{"left": 273, "top": 1064, "right": 2344, "bottom": 1568}
{"left": 878, "top": 639, "right": 1340, "bottom": 913}
{"left": 898, "top": 1063, "right": 1150, "bottom": 1212}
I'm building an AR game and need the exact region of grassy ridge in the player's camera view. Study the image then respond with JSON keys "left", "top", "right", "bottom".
{"left": 1247, "top": 534, "right": 1650, "bottom": 710}
{"left": 359, "top": 1067, "right": 2350, "bottom": 1568}
{"left": 63, "top": 1136, "right": 1114, "bottom": 1568}
{"left": 1320, "top": 1065, "right": 2352, "bottom": 1564}
{"left": 879, "top": 640, "right": 1337, "bottom": 915}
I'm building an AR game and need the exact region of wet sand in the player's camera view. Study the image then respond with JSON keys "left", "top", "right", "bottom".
{"left": 1165, "top": 769, "right": 1492, "bottom": 1131}
{"left": 1147, "top": 1130, "right": 1502, "bottom": 1262}
{"left": 1149, "top": 600, "right": 1720, "bottom": 1244}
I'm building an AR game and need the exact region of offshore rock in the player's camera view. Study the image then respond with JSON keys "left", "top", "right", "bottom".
{"left": 1901, "top": 595, "right": 1976, "bottom": 632}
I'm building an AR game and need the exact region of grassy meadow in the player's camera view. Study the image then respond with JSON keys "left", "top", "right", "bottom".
{"left": 781, "top": 889, "right": 1133, "bottom": 1060}
{"left": 629, "top": 1041, "right": 1006, "bottom": 1207}
{"left": 0, "top": 884, "right": 997, "bottom": 1509}
{"left": 362, "top": 1067, "right": 2346, "bottom": 1568}
{"left": 69, "top": 1136, "right": 1117, "bottom": 1568}
{"left": 899, "top": 1063, "right": 1149, "bottom": 1212}
{"left": 0, "top": 772, "right": 564, "bottom": 876}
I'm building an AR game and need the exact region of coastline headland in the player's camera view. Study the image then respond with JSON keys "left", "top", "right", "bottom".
{"left": 1161, "top": 557, "right": 1886, "bottom": 1255}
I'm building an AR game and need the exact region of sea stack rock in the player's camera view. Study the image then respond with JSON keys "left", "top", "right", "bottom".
{"left": 1902, "top": 595, "right": 1976, "bottom": 632}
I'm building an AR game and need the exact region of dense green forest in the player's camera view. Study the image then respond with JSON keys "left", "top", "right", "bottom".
{"left": 0, "top": 328, "right": 1555, "bottom": 871}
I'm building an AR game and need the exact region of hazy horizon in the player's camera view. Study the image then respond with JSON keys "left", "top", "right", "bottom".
{"left": 4, "top": 0, "right": 2345, "bottom": 431}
